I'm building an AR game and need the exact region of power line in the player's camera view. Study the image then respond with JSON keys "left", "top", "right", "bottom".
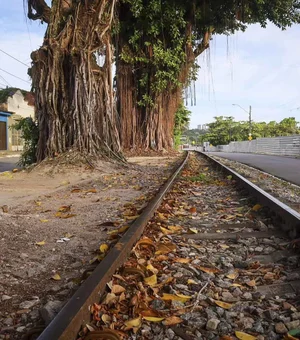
{"left": 0, "top": 73, "right": 11, "bottom": 87}
{"left": 0, "top": 48, "right": 30, "bottom": 67}
{"left": 0, "top": 68, "right": 30, "bottom": 84}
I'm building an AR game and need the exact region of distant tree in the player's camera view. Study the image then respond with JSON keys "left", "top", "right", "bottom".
{"left": 173, "top": 103, "right": 191, "bottom": 148}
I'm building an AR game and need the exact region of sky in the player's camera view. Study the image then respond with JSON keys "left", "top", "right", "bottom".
{"left": 0, "top": 1, "right": 300, "bottom": 128}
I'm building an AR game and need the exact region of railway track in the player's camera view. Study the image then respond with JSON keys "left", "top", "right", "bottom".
{"left": 36, "top": 152, "right": 300, "bottom": 340}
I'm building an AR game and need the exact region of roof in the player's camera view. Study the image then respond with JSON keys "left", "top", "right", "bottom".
{"left": 0, "top": 87, "right": 35, "bottom": 106}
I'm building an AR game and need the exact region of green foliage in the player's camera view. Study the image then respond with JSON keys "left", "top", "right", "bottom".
{"left": 12, "top": 117, "right": 39, "bottom": 166}
{"left": 195, "top": 116, "right": 300, "bottom": 146}
{"left": 174, "top": 103, "right": 191, "bottom": 148}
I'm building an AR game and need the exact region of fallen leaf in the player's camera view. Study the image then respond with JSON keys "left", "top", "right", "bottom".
{"left": 51, "top": 273, "right": 61, "bottom": 281}
{"left": 252, "top": 204, "right": 262, "bottom": 211}
{"left": 162, "top": 293, "right": 192, "bottom": 303}
{"left": 101, "top": 314, "right": 112, "bottom": 324}
{"left": 220, "top": 244, "right": 230, "bottom": 249}
{"left": 160, "top": 227, "right": 173, "bottom": 235}
{"left": 143, "top": 316, "right": 165, "bottom": 322}
{"left": 155, "top": 242, "right": 176, "bottom": 255}
{"left": 187, "top": 279, "right": 198, "bottom": 284}
{"left": 189, "top": 207, "right": 197, "bottom": 214}
{"left": 226, "top": 272, "right": 239, "bottom": 280}
{"left": 231, "top": 283, "right": 242, "bottom": 287}
{"left": 146, "top": 263, "right": 158, "bottom": 274}
{"left": 55, "top": 212, "right": 76, "bottom": 219}
{"left": 87, "top": 188, "right": 97, "bottom": 193}
{"left": 188, "top": 228, "right": 198, "bottom": 234}
{"left": 35, "top": 201, "right": 42, "bottom": 206}
{"left": 198, "top": 266, "right": 220, "bottom": 274}
{"left": 124, "top": 317, "right": 142, "bottom": 329}
{"left": 167, "top": 226, "right": 183, "bottom": 233}
{"left": 174, "top": 258, "right": 191, "bottom": 264}
{"left": 163, "top": 316, "right": 183, "bottom": 326}
{"left": 215, "top": 300, "right": 234, "bottom": 309}
{"left": 111, "top": 285, "right": 126, "bottom": 295}
{"left": 235, "top": 331, "right": 257, "bottom": 340}
{"left": 40, "top": 219, "right": 49, "bottom": 223}
{"left": 99, "top": 244, "right": 109, "bottom": 253}
{"left": 107, "top": 225, "right": 129, "bottom": 235}
{"left": 155, "top": 255, "right": 169, "bottom": 261}
{"left": 135, "top": 238, "right": 156, "bottom": 249}
{"left": 71, "top": 188, "right": 81, "bottom": 193}
{"left": 58, "top": 205, "right": 71, "bottom": 212}
{"left": 144, "top": 275, "right": 157, "bottom": 286}
{"left": 246, "top": 280, "right": 256, "bottom": 287}
{"left": 36, "top": 240, "right": 46, "bottom": 246}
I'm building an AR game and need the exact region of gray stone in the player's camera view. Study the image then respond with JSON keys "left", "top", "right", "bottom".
{"left": 218, "top": 321, "right": 232, "bottom": 335}
{"left": 20, "top": 253, "right": 29, "bottom": 259}
{"left": 292, "top": 312, "right": 300, "bottom": 320}
{"left": 266, "top": 332, "right": 280, "bottom": 340}
{"left": 241, "top": 317, "right": 255, "bottom": 329}
{"left": 252, "top": 322, "right": 265, "bottom": 334}
{"left": 19, "top": 298, "right": 39, "bottom": 309}
{"left": 216, "top": 307, "right": 225, "bottom": 317}
{"left": 40, "top": 300, "right": 64, "bottom": 325}
{"left": 243, "top": 292, "right": 252, "bottom": 300}
{"left": 16, "top": 326, "right": 26, "bottom": 333}
{"left": 263, "top": 310, "right": 278, "bottom": 321}
{"left": 222, "top": 292, "right": 237, "bottom": 302}
{"left": 3, "top": 318, "right": 13, "bottom": 326}
{"left": 286, "top": 320, "right": 300, "bottom": 330}
{"left": 275, "top": 322, "right": 288, "bottom": 334}
{"left": 150, "top": 299, "right": 166, "bottom": 310}
{"left": 188, "top": 317, "right": 207, "bottom": 329}
{"left": 232, "top": 288, "right": 243, "bottom": 297}
{"left": 206, "top": 319, "right": 220, "bottom": 331}
{"left": 171, "top": 300, "right": 185, "bottom": 309}
{"left": 286, "top": 273, "right": 300, "bottom": 281}
{"left": 206, "top": 309, "right": 218, "bottom": 320}
{"left": 287, "top": 256, "right": 299, "bottom": 266}
{"left": 166, "top": 328, "right": 175, "bottom": 339}
{"left": 1, "top": 295, "right": 12, "bottom": 301}
{"left": 29, "top": 309, "right": 39, "bottom": 321}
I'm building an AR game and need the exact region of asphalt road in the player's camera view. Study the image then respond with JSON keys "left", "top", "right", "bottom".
{"left": 0, "top": 157, "right": 20, "bottom": 172}
{"left": 209, "top": 152, "right": 300, "bottom": 186}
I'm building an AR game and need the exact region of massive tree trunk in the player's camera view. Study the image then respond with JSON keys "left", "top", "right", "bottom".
{"left": 27, "top": 0, "right": 123, "bottom": 162}
{"left": 117, "top": 25, "right": 212, "bottom": 152}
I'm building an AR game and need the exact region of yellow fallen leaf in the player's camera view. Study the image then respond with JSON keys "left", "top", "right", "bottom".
{"left": 144, "top": 274, "right": 157, "bottom": 286}
{"left": 231, "top": 283, "right": 242, "bottom": 287}
{"left": 143, "top": 316, "right": 165, "bottom": 322}
{"left": 167, "top": 226, "right": 183, "bottom": 233}
{"left": 235, "top": 331, "right": 257, "bottom": 340}
{"left": 111, "top": 284, "right": 126, "bottom": 295}
{"left": 124, "top": 317, "right": 142, "bottom": 328}
{"left": 189, "top": 228, "right": 198, "bottom": 234}
{"left": 160, "top": 227, "right": 173, "bottom": 235}
{"left": 99, "top": 244, "right": 109, "bottom": 253}
{"left": 199, "top": 266, "right": 220, "bottom": 274}
{"left": 135, "top": 238, "right": 156, "bottom": 248}
{"left": 51, "top": 273, "right": 61, "bottom": 281}
{"left": 220, "top": 244, "right": 230, "bottom": 249}
{"left": 252, "top": 204, "right": 262, "bottom": 211}
{"left": 226, "top": 272, "right": 239, "bottom": 280}
{"left": 55, "top": 212, "right": 76, "bottom": 219}
{"left": 35, "top": 201, "right": 42, "bottom": 206}
{"left": 215, "top": 300, "right": 234, "bottom": 309}
{"left": 162, "top": 293, "right": 192, "bottom": 303}
{"left": 126, "top": 215, "right": 140, "bottom": 221}
{"left": 246, "top": 280, "right": 256, "bottom": 287}
{"left": 107, "top": 225, "right": 129, "bottom": 235}
{"left": 146, "top": 264, "right": 158, "bottom": 274}
{"left": 36, "top": 240, "right": 46, "bottom": 246}
{"left": 187, "top": 279, "right": 198, "bottom": 284}
{"left": 58, "top": 205, "right": 71, "bottom": 212}
{"left": 40, "top": 219, "right": 49, "bottom": 223}
{"left": 163, "top": 316, "right": 183, "bottom": 326}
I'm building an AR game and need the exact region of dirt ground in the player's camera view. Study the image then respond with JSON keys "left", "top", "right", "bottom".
{"left": 0, "top": 155, "right": 181, "bottom": 339}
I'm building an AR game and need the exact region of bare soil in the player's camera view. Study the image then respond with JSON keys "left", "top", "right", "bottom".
{"left": 0, "top": 155, "right": 181, "bottom": 339}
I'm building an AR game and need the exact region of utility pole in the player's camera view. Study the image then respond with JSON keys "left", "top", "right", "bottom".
{"left": 249, "top": 105, "right": 252, "bottom": 140}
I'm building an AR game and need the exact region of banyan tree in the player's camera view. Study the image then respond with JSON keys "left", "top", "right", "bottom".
{"left": 26, "top": 0, "right": 123, "bottom": 162}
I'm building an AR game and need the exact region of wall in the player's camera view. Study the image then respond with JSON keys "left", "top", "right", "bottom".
{"left": 217, "top": 135, "right": 300, "bottom": 157}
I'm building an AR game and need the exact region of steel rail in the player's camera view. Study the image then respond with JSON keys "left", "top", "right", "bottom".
{"left": 198, "top": 151, "right": 300, "bottom": 236}
{"left": 37, "top": 152, "right": 189, "bottom": 340}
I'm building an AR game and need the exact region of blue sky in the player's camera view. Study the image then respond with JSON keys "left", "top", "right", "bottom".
{"left": 0, "top": 1, "right": 300, "bottom": 128}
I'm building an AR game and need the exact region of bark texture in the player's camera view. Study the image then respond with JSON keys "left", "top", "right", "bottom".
{"left": 27, "top": 0, "right": 123, "bottom": 162}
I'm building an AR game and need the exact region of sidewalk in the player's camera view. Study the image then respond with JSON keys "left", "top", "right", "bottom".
{"left": 0, "top": 151, "right": 21, "bottom": 158}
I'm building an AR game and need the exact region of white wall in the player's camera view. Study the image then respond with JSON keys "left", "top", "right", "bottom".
{"left": 7, "top": 90, "right": 34, "bottom": 119}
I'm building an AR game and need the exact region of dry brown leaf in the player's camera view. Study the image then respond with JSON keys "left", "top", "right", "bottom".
{"left": 143, "top": 316, "right": 165, "bottom": 322}
{"left": 174, "top": 258, "right": 191, "bottom": 264}
{"left": 215, "top": 300, "right": 234, "bottom": 309}
{"left": 87, "top": 188, "right": 97, "bottom": 193}
{"left": 144, "top": 274, "right": 157, "bottom": 286}
{"left": 135, "top": 238, "right": 156, "bottom": 249}
{"left": 71, "top": 188, "right": 81, "bottom": 193}
{"left": 160, "top": 227, "right": 173, "bottom": 235}
{"left": 226, "top": 272, "right": 239, "bottom": 280}
{"left": 111, "top": 284, "right": 126, "bottom": 295}
{"left": 252, "top": 204, "right": 262, "bottom": 212}
{"left": 155, "top": 242, "right": 176, "bottom": 255}
{"left": 103, "top": 293, "right": 117, "bottom": 305}
{"left": 155, "top": 255, "right": 169, "bottom": 261}
{"left": 198, "top": 266, "right": 220, "bottom": 274}
{"left": 124, "top": 317, "right": 142, "bottom": 329}
{"left": 246, "top": 280, "right": 256, "bottom": 287}
{"left": 161, "top": 293, "right": 192, "bottom": 303}
{"left": 58, "top": 205, "right": 71, "bottom": 212}
{"left": 167, "top": 225, "right": 183, "bottom": 233}
{"left": 107, "top": 225, "right": 129, "bottom": 235}
{"left": 101, "top": 314, "right": 111, "bottom": 324}
{"left": 235, "top": 331, "right": 257, "bottom": 340}
{"left": 55, "top": 212, "right": 76, "bottom": 219}
{"left": 189, "top": 207, "right": 197, "bottom": 214}
{"left": 163, "top": 316, "right": 183, "bottom": 326}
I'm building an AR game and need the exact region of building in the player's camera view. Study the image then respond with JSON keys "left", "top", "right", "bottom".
{"left": 197, "top": 124, "right": 208, "bottom": 130}
{"left": 0, "top": 88, "right": 35, "bottom": 151}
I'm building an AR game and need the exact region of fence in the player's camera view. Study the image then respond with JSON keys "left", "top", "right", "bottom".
{"left": 215, "top": 135, "right": 300, "bottom": 157}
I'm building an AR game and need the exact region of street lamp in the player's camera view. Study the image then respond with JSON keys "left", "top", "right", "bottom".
{"left": 232, "top": 104, "right": 252, "bottom": 140}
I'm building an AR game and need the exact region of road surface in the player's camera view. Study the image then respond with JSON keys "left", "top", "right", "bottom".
{"left": 0, "top": 157, "right": 20, "bottom": 172}
{"left": 209, "top": 152, "right": 300, "bottom": 186}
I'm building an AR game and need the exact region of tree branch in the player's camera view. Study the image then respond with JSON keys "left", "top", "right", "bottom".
{"left": 193, "top": 28, "right": 214, "bottom": 58}
{"left": 27, "top": 0, "right": 51, "bottom": 24}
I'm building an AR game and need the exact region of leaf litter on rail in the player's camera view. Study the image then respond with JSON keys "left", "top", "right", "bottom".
{"left": 81, "top": 153, "right": 300, "bottom": 339}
